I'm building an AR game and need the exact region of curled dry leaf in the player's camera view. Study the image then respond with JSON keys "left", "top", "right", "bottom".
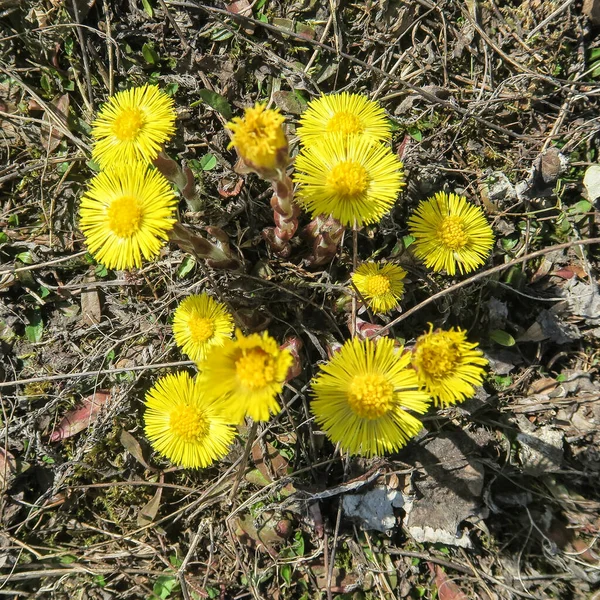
{"left": 429, "top": 564, "right": 469, "bottom": 600}
{"left": 40, "top": 93, "right": 70, "bottom": 153}
{"left": 49, "top": 391, "right": 110, "bottom": 442}
{"left": 0, "top": 448, "right": 16, "bottom": 493}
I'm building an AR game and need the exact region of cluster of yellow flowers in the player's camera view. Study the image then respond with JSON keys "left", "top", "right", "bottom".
{"left": 80, "top": 85, "right": 178, "bottom": 270}
{"left": 144, "top": 293, "right": 292, "bottom": 468}
{"left": 77, "top": 85, "right": 498, "bottom": 467}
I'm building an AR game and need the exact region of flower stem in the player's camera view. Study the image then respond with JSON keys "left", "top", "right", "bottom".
{"left": 262, "top": 173, "right": 300, "bottom": 257}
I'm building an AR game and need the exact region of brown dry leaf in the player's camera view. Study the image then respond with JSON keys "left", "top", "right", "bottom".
{"left": 49, "top": 391, "right": 110, "bottom": 442}
{"left": 583, "top": 0, "right": 600, "bottom": 25}
{"left": 80, "top": 272, "right": 102, "bottom": 326}
{"left": 527, "top": 377, "right": 558, "bottom": 396}
{"left": 137, "top": 485, "right": 163, "bottom": 526}
{"left": 120, "top": 430, "right": 153, "bottom": 471}
{"left": 430, "top": 564, "right": 469, "bottom": 600}
{"left": 40, "top": 93, "right": 70, "bottom": 153}
{"left": 0, "top": 448, "right": 16, "bottom": 493}
{"left": 217, "top": 174, "right": 244, "bottom": 198}
{"left": 227, "top": 0, "right": 254, "bottom": 34}
{"left": 251, "top": 441, "right": 289, "bottom": 483}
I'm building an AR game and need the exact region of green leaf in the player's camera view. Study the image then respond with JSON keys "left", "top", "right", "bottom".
{"left": 568, "top": 199, "right": 592, "bottom": 215}
{"left": 40, "top": 74, "right": 51, "bottom": 94}
{"left": 8, "top": 214, "right": 18, "bottom": 226}
{"left": 0, "top": 232, "right": 8, "bottom": 243}
{"left": 15, "top": 251, "right": 33, "bottom": 264}
{"left": 210, "top": 27, "right": 234, "bottom": 42}
{"left": 60, "top": 554, "right": 77, "bottom": 565}
{"left": 196, "top": 89, "right": 233, "bottom": 120}
{"left": 281, "top": 564, "right": 292, "bottom": 586}
{"left": 152, "top": 575, "right": 177, "bottom": 599}
{"left": 177, "top": 256, "right": 196, "bottom": 278}
{"left": 164, "top": 82, "right": 178, "bottom": 96}
{"left": 489, "top": 329, "right": 515, "bottom": 346}
{"left": 141, "top": 0, "right": 153, "bottom": 17}
{"left": 142, "top": 43, "right": 159, "bottom": 65}
{"left": 402, "top": 234, "right": 415, "bottom": 248}
{"left": 25, "top": 312, "right": 44, "bottom": 343}
{"left": 199, "top": 153, "right": 218, "bottom": 171}
{"left": 408, "top": 126, "right": 422, "bottom": 142}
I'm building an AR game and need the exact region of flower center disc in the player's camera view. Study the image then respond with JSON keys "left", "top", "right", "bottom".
{"left": 327, "top": 112, "right": 364, "bottom": 135}
{"left": 347, "top": 373, "right": 394, "bottom": 420}
{"left": 112, "top": 107, "right": 145, "bottom": 142}
{"left": 417, "top": 341, "right": 460, "bottom": 379}
{"left": 235, "top": 348, "right": 276, "bottom": 390}
{"left": 189, "top": 315, "right": 215, "bottom": 344}
{"left": 107, "top": 195, "right": 143, "bottom": 237}
{"left": 439, "top": 216, "right": 469, "bottom": 249}
{"left": 169, "top": 404, "right": 209, "bottom": 442}
{"left": 365, "top": 274, "right": 391, "bottom": 297}
{"left": 327, "top": 161, "right": 369, "bottom": 198}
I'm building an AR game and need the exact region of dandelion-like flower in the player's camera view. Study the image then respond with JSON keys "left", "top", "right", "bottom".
{"left": 296, "top": 92, "right": 392, "bottom": 145}
{"left": 311, "top": 337, "right": 431, "bottom": 457}
{"left": 226, "top": 103, "right": 289, "bottom": 177}
{"left": 172, "top": 294, "right": 234, "bottom": 363}
{"left": 144, "top": 371, "right": 236, "bottom": 468}
{"left": 408, "top": 192, "right": 494, "bottom": 276}
{"left": 79, "top": 161, "right": 177, "bottom": 270}
{"left": 352, "top": 262, "right": 407, "bottom": 314}
{"left": 411, "top": 325, "right": 488, "bottom": 407}
{"left": 197, "top": 329, "right": 293, "bottom": 424}
{"left": 92, "top": 84, "right": 176, "bottom": 168}
{"left": 293, "top": 135, "right": 404, "bottom": 226}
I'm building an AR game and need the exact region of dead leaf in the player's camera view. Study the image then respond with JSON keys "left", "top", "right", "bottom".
{"left": 137, "top": 485, "right": 163, "bottom": 526}
{"left": 583, "top": 0, "right": 600, "bottom": 25}
{"left": 49, "top": 391, "right": 110, "bottom": 442}
{"left": 0, "top": 448, "right": 16, "bottom": 493}
{"left": 227, "top": 0, "right": 254, "bottom": 34}
{"left": 120, "top": 430, "right": 153, "bottom": 471}
{"left": 251, "top": 441, "right": 289, "bottom": 483}
{"left": 429, "top": 564, "right": 469, "bottom": 600}
{"left": 40, "top": 94, "right": 70, "bottom": 153}
{"left": 217, "top": 174, "right": 244, "bottom": 198}
{"left": 80, "top": 272, "right": 102, "bottom": 326}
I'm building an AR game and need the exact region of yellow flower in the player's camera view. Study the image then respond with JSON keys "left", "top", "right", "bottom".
{"left": 408, "top": 192, "right": 494, "bottom": 276}
{"left": 311, "top": 337, "right": 431, "bottom": 457}
{"left": 92, "top": 84, "right": 176, "bottom": 168}
{"left": 297, "top": 92, "right": 392, "bottom": 145}
{"left": 293, "top": 135, "right": 405, "bottom": 226}
{"left": 411, "top": 325, "right": 488, "bottom": 407}
{"left": 79, "top": 161, "right": 177, "bottom": 270}
{"left": 352, "top": 262, "right": 406, "bottom": 314}
{"left": 172, "top": 294, "right": 234, "bottom": 363}
{"left": 197, "top": 329, "right": 293, "bottom": 424}
{"left": 226, "top": 103, "right": 289, "bottom": 177}
{"left": 144, "top": 371, "right": 236, "bottom": 468}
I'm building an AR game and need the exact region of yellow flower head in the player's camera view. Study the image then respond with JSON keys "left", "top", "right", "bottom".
{"left": 197, "top": 329, "right": 293, "bottom": 424}
{"left": 293, "top": 135, "right": 405, "bottom": 226}
{"left": 226, "top": 103, "right": 289, "bottom": 176}
{"left": 173, "top": 294, "right": 234, "bottom": 363}
{"left": 352, "top": 262, "right": 407, "bottom": 314}
{"left": 92, "top": 84, "right": 176, "bottom": 168}
{"left": 411, "top": 325, "right": 488, "bottom": 407}
{"left": 144, "top": 371, "right": 236, "bottom": 468}
{"left": 311, "top": 337, "right": 431, "bottom": 457}
{"left": 297, "top": 92, "right": 392, "bottom": 145}
{"left": 408, "top": 192, "right": 494, "bottom": 276}
{"left": 79, "top": 161, "right": 177, "bottom": 270}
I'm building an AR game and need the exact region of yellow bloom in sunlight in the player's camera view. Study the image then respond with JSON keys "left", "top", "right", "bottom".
{"left": 79, "top": 161, "right": 176, "bottom": 270}
{"left": 92, "top": 84, "right": 176, "bottom": 168}
{"left": 173, "top": 294, "right": 234, "bottom": 363}
{"left": 293, "top": 135, "right": 404, "bottom": 226}
{"left": 197, "top": 329, "right": 293, "bottom": 424}
{"left": 297, "top": 92, "right": 392, "bottom": 145}
{"left": 144, "top": 371, "right": 236, "bottom": 468}
{"left": 411, "top": 325, "right": 488, "bottom": 407}
{"left": 226, "top": 103, "right": 289, "bottom": 176}
{"left": 408, "top": 192, "right": 494, "bottom": 276}
{"left": 352, "top": 262, "right": 407, "bottom": 314}
{"left": 311, "top": 337, "right": 431, "bottom": 457}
